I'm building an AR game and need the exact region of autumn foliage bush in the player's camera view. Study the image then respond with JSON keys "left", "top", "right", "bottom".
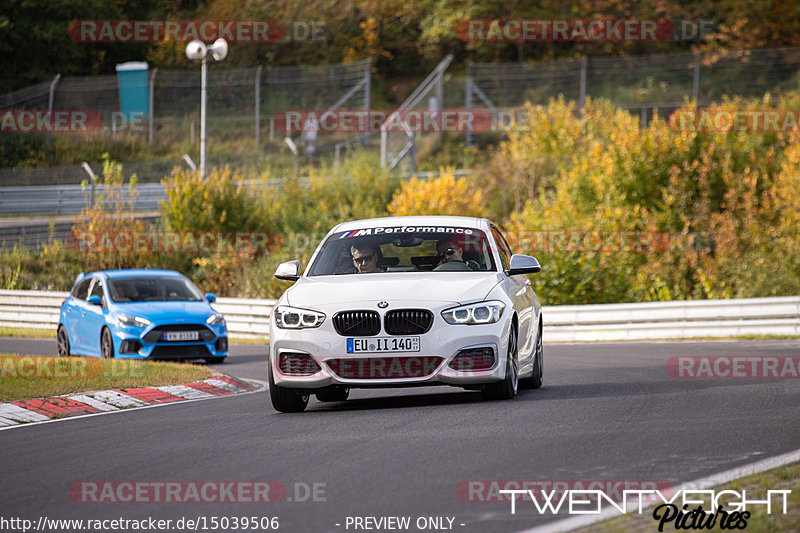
{"left": 494, "top": 96, "right": 800, "bottom": 304}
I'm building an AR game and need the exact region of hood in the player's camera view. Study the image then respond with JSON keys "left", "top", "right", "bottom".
{"left": 111, "top": 300, "right": 216, "bottom": 323}
{"left": 285, "top": 272, "right": 502, "bottom": 308}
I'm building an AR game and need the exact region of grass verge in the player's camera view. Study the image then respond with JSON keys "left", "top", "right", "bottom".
{"left": 0, "top": 327, "right": 54, "bottom": 339}
{"left": 574, "top": 461, "right": 800, "bottom": 533}
{"left": 0, "top": 354, "right": 212, "bottom": 402}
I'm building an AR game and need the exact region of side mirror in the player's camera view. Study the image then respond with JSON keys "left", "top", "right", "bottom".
{"left": 506, "top": 254, "right": 541, "bottom": 276}
{"left": 205, "top": 293, "right": 216, "bottom": 303}
{"left": 86, "top": 294, "right": 102, "bottom": 306}
{"left": 275, "top": 260, "right": 301, "bottom": 281}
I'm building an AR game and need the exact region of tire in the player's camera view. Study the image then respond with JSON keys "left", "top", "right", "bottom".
{"left": 101, "top": 327, "right": 115, "bottom": 359}
{"left": 520, "top": 323, "right": 543, "bottom": 389}
{"left": 57, "top": 325, "right": 71, "bottom": 357}
{"left": 482, "top": 327, "right": 518, "bottom": 401}
{"left": 316, "top": 386, "right": 350, "bottom": 402}
{"left": 268, "top": 361, "right": 309, "bottom": 413}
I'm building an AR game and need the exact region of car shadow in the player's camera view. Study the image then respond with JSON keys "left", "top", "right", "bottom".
{"left": 304, "top": 375, "right": 764, "bottom": 412}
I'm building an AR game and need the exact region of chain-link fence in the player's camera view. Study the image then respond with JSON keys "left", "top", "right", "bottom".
{"left": 1, "top": 59, "right": 371, "bottom": 151}
{"left": 466, "top": 46, "right": 800, "bottom": 144}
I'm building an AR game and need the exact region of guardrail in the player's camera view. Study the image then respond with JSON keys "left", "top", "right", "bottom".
{"left": 0, "top": 170, "right": 473, "bottom": 217}
{"left": 0, "top": 290, "right": 274, "bottom": 339}
{"left": 2, "top": 290, "right": 798, "bottom": 342}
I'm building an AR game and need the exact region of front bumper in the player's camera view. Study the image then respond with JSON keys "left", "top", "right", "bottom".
{"left": 110, "top": 323, "right": 228, "bottom": 360}
{"left": 270, "top": 320, "right": 510, "bottom": 389}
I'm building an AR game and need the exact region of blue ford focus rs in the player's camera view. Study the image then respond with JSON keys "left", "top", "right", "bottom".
{"left": 57, "top": 269, "right": 228, "bottom": 362}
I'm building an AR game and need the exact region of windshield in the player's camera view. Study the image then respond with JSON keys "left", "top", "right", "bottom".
{"left": 308, "top": 226, "right": 497, "bottom": 276}
{"left": 108, "top": 276, "right": 204, "bottom": 302}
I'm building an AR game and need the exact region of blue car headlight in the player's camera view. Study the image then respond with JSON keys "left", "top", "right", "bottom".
{"left": 441, "top": 301, "right": 505, "bottom": 325}
{"left": 274, "top": 305, "right": 325, "bottom": 329}
{"left": 206, "top": 313, "right": 226, "bottom": 326}
{"left": 115, "top": 313, "right": 151, "bottom": 327}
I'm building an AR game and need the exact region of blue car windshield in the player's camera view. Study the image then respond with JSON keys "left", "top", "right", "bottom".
{"left": 108, "top": 277, "right": 203, "bottom": 303}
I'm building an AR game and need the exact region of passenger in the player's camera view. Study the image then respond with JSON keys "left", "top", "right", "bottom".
{"left": 436, "top": 237, "right": 480, "bottom": 270}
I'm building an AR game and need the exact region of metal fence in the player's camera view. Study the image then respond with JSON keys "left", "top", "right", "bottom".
{"left": 1, "top": 289, "right": 798, "bottom": 341}
{"left": 466, "top": 46, "right": 800, "bottom": 143}
{"left": 1, "top": 59, "right": 371, "bottom": 151}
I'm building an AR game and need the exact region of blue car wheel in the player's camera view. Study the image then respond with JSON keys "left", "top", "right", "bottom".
{"left": 101, "top": 328, "right": 115, "bottom": 359}
{"left": 57, "top": 325, "right": 71, "bottom": 357}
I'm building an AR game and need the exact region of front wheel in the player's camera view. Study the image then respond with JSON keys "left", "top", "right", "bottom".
{"left": 520, "top": 323, "right": 543, "bottom": 389}
{"left": 482, "top": 327, "right": 518, "bottom": 401}
{"left": 268, "top": 361, "right": 309, "bottom": 413}
{"left": 101, "top": 328, "right": 115, "bottom": 359}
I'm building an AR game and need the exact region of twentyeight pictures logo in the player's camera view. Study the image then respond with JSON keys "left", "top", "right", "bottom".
{"left": 68, "top": 20, "right": 325, "bottom": 42}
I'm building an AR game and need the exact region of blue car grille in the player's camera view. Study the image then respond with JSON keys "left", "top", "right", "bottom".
{"left": 143, "top": 325, "right": 215, "bottom": 343}
{"left": 149, "top": 345, "right": 211, "bottom": 360}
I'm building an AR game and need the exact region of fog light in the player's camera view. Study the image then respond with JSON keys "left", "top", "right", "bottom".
{"left": 449, "top": 347, "right": 495, "bottom": 371}
{"left": 120, "top": 340, "right": 142, "bottom": 354}
{"left": 215, "top": 337, "right": 228, "bottom": 352}
{"left": 278, "top": 352, "right": 321, "bottom": 376}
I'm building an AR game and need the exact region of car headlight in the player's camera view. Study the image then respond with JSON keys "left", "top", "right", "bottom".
{"left": 115, "top": 313, "right": 151, "bottom": 327}
{"left": 274, "top": 305, "right": 325, "bottom": 329}
{"left": 206, "top": 313, "right": 225, "bottom": 326}
{"left": 441, "top": 301, "right": 505, "bottom": 325}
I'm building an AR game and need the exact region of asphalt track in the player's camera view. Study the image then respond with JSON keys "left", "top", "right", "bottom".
{"left": 1, "top": 338, "right": 800, "bottom": 532}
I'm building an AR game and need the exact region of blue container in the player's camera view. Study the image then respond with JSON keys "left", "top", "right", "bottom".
{"left": 115, "top": 62, "right": 149, "bottom": 121}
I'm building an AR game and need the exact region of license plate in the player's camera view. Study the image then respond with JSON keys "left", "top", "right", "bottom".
{"left": 164, "top": 331, "right": 199, "bottom": 342}
{"left": 346, "top": 337, "right": 420, "bottom": 353}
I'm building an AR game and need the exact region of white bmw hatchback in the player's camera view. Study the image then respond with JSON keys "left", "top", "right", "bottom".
{"left": 268, "top": 215, "right": 543, "bottom": 412}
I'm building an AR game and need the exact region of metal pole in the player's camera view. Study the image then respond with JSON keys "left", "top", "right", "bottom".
{"left": 465, "top": 62, "right": 473, "bottom": 147}
{"left": 435, "top": 65, "right": 444, "bottom": 147}
{"left": 148, "top": 68, "right": 157, "bottom": 145}
{"left": 693, "top": 51, "right": 700, "bottom": 102}
{"left": 579, "top": 56, "right": 587, "bottom": 112}
{"left": 254, "top": 65, "right": 262, "bottom": 146}
{"left": 81, "top": 162, "right": 97, "bottom": 209}
{"left": 363, "top": 58, "right": 371, "bottom": 146}
{"left": 46, "top": 74, "right": 61, "bottom": 145}
{"left": 200, "top": 57, "right": 207, "bottom": 179}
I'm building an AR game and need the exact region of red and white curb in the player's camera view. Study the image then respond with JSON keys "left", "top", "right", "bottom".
{"left": 0, "top": 372, "right": 259, "bottom": 428}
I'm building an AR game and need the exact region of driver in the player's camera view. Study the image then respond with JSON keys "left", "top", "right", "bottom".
{"left": 436, "top": 237, "right": 480, "bottom": 270}
{"left": 351, "top": 243, "right": 384, "bottom": 273}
